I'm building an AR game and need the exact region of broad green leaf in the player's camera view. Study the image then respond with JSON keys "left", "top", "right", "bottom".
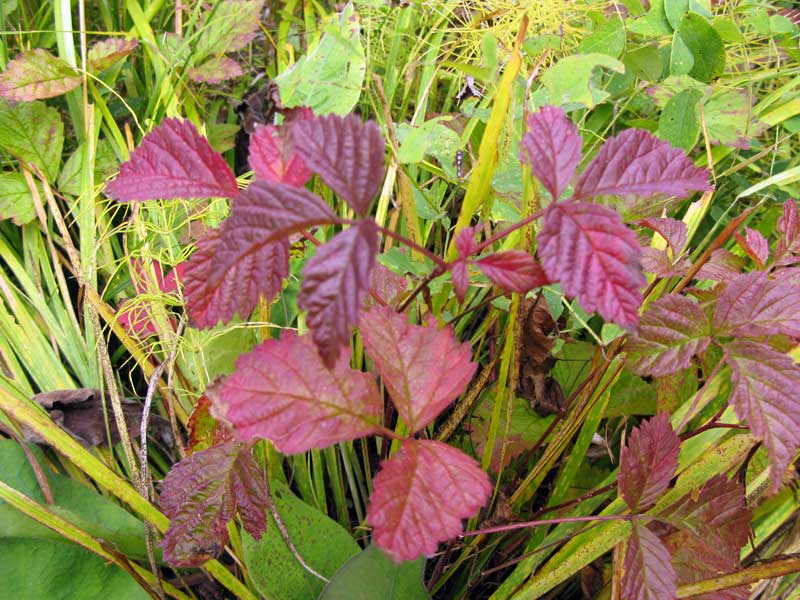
{"left": 0, "top": 49, "right": 81, "bottom": 101}
{"left": 658, "top": 88, "right": 702, "bottom": 150}
{"left": 275, "top": 3, "right": 366, "bottom": 115}
{"left": 57, "top": 139, "right": 118, "bottom": 196}
{"left": 624, "top": 45, "right": 665, "bottom": 83}
{"left": 319, "top": 545, "right": 429, "bottom": 600}
{"left": 396, "top": 118, "right": 457, "bottom": 165}
{"left": 628, "top": 0, "right": 673, "bottom": 37}
{"left": 678, "top": 12, "right": 725, "bottom": 83}
{"left": 540, "top": 53, "right": 625, "bottom": 110}
{"left": 665, "top": 0, "right": 689, "bottom": 30}
{"left": 704, "top": 88, "right": 766, "bottom": 149}
{"left": 669, "top": 32, "right": 694, "bottom": 76}
{"left": 243, "top": 480, "right": 360, "bottom": 600}
{"left": 0, "top": 99, "right": 64, "bottom": 182}
{"left": 578, "top": 19, "right": 626, "bottom": 58}
{"left": 0, "top": 172, "right": 37, "bottom": 225}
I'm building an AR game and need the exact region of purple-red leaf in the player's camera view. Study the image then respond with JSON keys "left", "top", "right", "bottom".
{"left": 619, "top": 414, "right": 680, "bottom": 511}
{"left": 363, "top": 263, "right": 408, "bottom": 308}
{"left": 106, "top": 118, "right": 238, "bottom": 201}
{"left": 640, "top": 247, "right": 692, "bottom": 278}
{"left": 537, "top": 201, "right": 645, "bottom": 328}
{"left": 215, "top": 332, "right": 382, "bottom": 452}
{"left": 299, "top": 219, "right": 379, "bottom": 366}
{"left": 291, "top": 114, "right": 385, "bottom": 216}
{"left": 451, "top": 260, "right": 470, "bottom": 303}
{"left": 87, "top": 38, "right": 139, "bottom": 72}
{"left": 639, "top": 217, "right": 688, "bottom": 256}
{"left": 695, "top": 248, "right": 745, "bottom": 281}
{"left": 776, "top": 199, "right": 800, "bottom": 265}
{"left": 360, "top": 306, "right": 477, "bottom": 434}
{"left": 574, "top": 129, "right": 711, "bottom": 200}
{"left": 626, "top": 294, "right": 711, "bottom": 377}
{"left": 519, "top": 105, "right": 582, "bottom": 201}
{"left": 476, "top": 251, "right": 549, "bottom": 294}
{"left": 713, "top": 271, "right": 800, "bottom": 338}
{"left": 735, "top": 227, "right": 769, "bottom": 268}
{"left": 159, "top": 441, "right": 267, "bottom": 566}
{"left": 725, "top": 340, "right": 800, "bottom": 493}
{"left": 454, "top": 225, "right": 479, "bottom": 258}
{"left": 366, "top": 439, "right": 491, "bottom": 563}
{"left": 0, "top": 49, "right": 81, "bottom": 101}
{"left": 621, "top": 522, "right": 677, "bottom": 600}
{"left": 248, "top": 124, "right": 313, "bottom": 187}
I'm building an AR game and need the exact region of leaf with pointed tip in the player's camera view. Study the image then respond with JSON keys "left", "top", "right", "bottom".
{"left": 87, "top": 38, "right": 138, "bottom": 72}
{"left": 735, "top": 227, "right": 768, "bottom": 268}
{"left": 725, "top": 340, "right": 800, "bottom": 493}
{"left": 638, "top": 217, "right": 688, "bottom": 256}
{"left": 454, "top": 225, "right": 479, "bottom": 258}
{"left": 713, "top": 271, "right": 800, "bottom": 338}
{"left": 519, "top": 105, "right": 582, "bottom": 201}
{"left": 619, "top": 414, "right": 680, "bottom": 511}
{"left": 215, "top": 332, "right": 381, "bottom": 452}
{"left": 537, "top": 201, "right": 645, "bottom": 328}
{"left": 366, "top": 440, "right": 491, "bottom": 563}
{"left": 291, "top": 114, "right": 385, "bottom": 216}
{"left": 187, "top": 56, "right": 243, "bottom": 83}
{"left": 248, "top": 125, "right": 312, "bottom": 187}
{"left": 626, "top": 295, "right": 711, "bottom": 377}
{"left": 776, "top": 199, "right": 800, "bottom": 265}
{"left": 299, "top": 219, "right": 379, "bottom": 366}
{"left": 360, "top": 306, "right": 477, "bottom": 433}
{"left": 195, "top": 0, "right": 264, "bottom": 56}
{"left": 106, "top": 118, "right": 238, "bottom": 201}
{"left": 159, "top": 441, "right": 267, "bottom": 566}
{"left": 0, "top": 49, "right": 81, "bottom": 101}
{"left": 640, "top": 247, "right": 692, "bottom": 278}
{"left": 621, "top": 522, "right": 677, "bottom": 600}
{"left": 574, "top": 129, "right": 711, "bottom": 200}
{"left": 695, "top": 248, "right": 745, "bottom": 281}
{"left": 450, "top": 260, "right": 469, "bottom": 303}
{"left": 182, "top": 227, "right": 289, "bottom": 328}
{"left": 476, "top": 252, "right": 549, "bottom": 294}
{"left": 0, "top": 99, "right": 63, "bottom": 183}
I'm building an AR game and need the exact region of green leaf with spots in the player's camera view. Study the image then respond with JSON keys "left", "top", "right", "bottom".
{"left": 669, "top": 32, "right": 694, "bottom": 76}
{"left": 0, "top": 99, "right": 63, "bottom": 182}
{"left": 658, "top": 87, "right": 702, "bottom": 151}
{"left": 678, "top": 12, "right": 725, "bottom": 83}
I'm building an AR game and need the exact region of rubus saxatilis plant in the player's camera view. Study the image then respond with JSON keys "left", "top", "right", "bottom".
{"left": 106, "top": 104, "right": 717, "bottom": 567}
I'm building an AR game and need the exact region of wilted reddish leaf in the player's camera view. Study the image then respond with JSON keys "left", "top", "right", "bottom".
{"left": 187, "top": 56, "right": 243, "bottom": 83}
{"left": 299, "top": 219, "right": 379, "bottom": 366}
{"left": 363, "top": 263, "right": 408, "bottom": 308}
{"left": 574, "top": 129, "right": 711, "bottom": 200}
{"left": 626, "top": 295, "right": 711, "bottom": 377}
{"left": 621, "top": 522, "right": 677, "bottom": 600}
{"left": 187, "top": 384, "right": 233, "bottom": 453}
{"left": 476, "top": 251, "right": 548, "bottom": 294}
{"left": 366, "top": 439, "right": 491, "bottom": 563}
{"left": 775, "top": 199, "right": 800, "bottom": 266}
{"left": 519, "top": 105, "right": 582, "bottom": 201}
{"left": 248, "top": 125, "right": 312, "bottom": 187}
{"left": 725, "top": 340, "right": 800, "bottom": 493}
{"left": 695, "top": 248, "right": 745, "bottom": 281}
{"left": 291, "top": 114, "right": 385, "bottom": 216}
{"left": 87, "top": 38, "right": 138, "bottom": 72}
{"left": 106, "top": 118, "right": 238, "bottom": 201}
{"left": 360, "top": 306, "right": 477, "bottom": 433}
{"left": 215, "top": 332, "right": 381, "bottom": 452}
{"left": 713, "top": 271, "right": 800, "bottom": 338}
{"left": 619, "top": 414, "right": 680, "bottom": 511}
{"left": 638, "top": 217, "right": 688, "bottom": 256}
{"left": 0, "top": 49, "right": 81, "bottom": 101}
{"left": 159, "top": 441, "right": 267, "bottom": 566}
{"left": 182, "top": 227, "right": 289, "bottom": 328}
{"left": 537, "top": 201, "right": 645, "bottom": 328}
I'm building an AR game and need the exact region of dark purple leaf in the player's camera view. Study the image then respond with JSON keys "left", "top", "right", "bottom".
{"left": 519, "top": 105, "right": 582, "bottom": 201}
{"left": 713, "top": 271, "right": 800, "bottom": 337}
{"left": 299, "top": 219, "right": 379, "bottom": 366}
{"left": 248, "top": 124, "right": 312, "bottom": 187}
{"left": 537, "top": 201, "right": 645, "bottom": 328}
{"left": 621, "top": 522, "right": 677, "bottom": 600}
{"left": 574, "top": 129, "right": 711, "bottom": 201}
{"left": 476, "top": 251, "right": 549, "bottom": 294}
{"left": 775, "top": 199, "right": 800, "bottom": 266}
{"left": 695, "top": 248, "right": 745, "bottom": 281}
{"left": 291, "top": 114, "right": 386, "bottom": 216}
{"left": 638, "top": 217, "right": 688, "bottom": 256}
{"left": 106, "top": 118, "right": 239, "bottom": 201}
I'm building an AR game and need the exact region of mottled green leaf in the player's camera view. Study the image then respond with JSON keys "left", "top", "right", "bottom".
{"left": 579, "top": 19, "right": 626, "bottom": 58}
{"left": 0, "top": 98, "right": 64, "bottom": 182}
{"left": 0, "top": 49, "right": 80, "bottom": 101}
{"left": 0, "top": 172, "right": 37, "bottom": 224}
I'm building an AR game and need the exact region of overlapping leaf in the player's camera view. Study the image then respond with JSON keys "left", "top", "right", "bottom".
{"left": 106, "top": 118, "right": 239, "bottom": 201}
{"left": 248, "top": 125, "right": 312, "bottom": 187}
{"left": 0, "top": 49, "right": 81, "bottom": 100}
{"left": 519, "top": 105, "right": 582, "bottom": 201}
{"left": 695, "top": 248, "right": 745, "bottom": 281}
{"left": 638, "top": 217, "right": 688, "bottom": 256}
{"left": 725, "top": 340, "right": 800, "bottom": 492}
{"left": 451, "top": 226, "right": 479, "bottom": 302}
{"left": 626, "top": 294, "right": 711, "bottom": 377}
{"left": 476, "top": 252, "right": 549, "bottom": 294}
{"left": 366, "top": 440, "right": 491, "bottom": 563}
{"left": 573, "top": 129, "right": 711, "bottom": 200}
{"left": 537, "top": 201, "right": 645, "bottom": 328}
{"left": 216, "top": 332, "right": 382, "bottom": 452}
{"left": 621, "top": 522, "right": 677, "bottom": 600}
{"left": 775, "top": 199, "right": 800, "bottom": 266}
{"left": 360, "top": 306, "right": 477, "bottom": 433}
{"left": 87, "top": 38, "right": 139, "bottom": 72}
{"left": 713, "top": 271, "right": 800, "bottom": 337}
{"left": 291, "top": 114, "right": 385, "bottom": 216}
{"left": 735, "top": 227, "right": 769, "bottom": 268}
{"left": 159, "top": 441, "right": 267, "bottom": 566}
{"left": 299, "top": 219, "right": 379, "bottom": 366}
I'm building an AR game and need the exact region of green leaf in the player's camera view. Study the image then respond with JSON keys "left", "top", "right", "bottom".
{"left": 578, "top": 19, "right": 626, "bottom": 58}
{"left": 0, "top": 99, "right": 64, "bottom": 182}
{"left": 665, "top": 0, "right": 689, "bottom": 30}
{"left": 628, "top": 0, "right": 673, "bottom": 37}
{"left": 275, "top": 3, "right": 366, "bottom": 115}
{"left": 193, "top": 0, "right": 263, "bottom": 60}
{"left": 319, "top": 545, "right": 429, "bottom": 600}
{"left": 658, "top": 87, "right": 702, "bottom": 151}
{"left": 669, "top": 32, "right": 694, "bottom": 76}
{"left": 678, "top": 12, "right": 725, "bottom": 83}
{"left": 244, "top": 480, "right": 360, "bottom": 600}
{"left": 57, "top": 139, "right": 118, "bottom": 196}
{"left": 624, "top": 45, "right": 665, "bottom": 82}
{"left": 540, "top": 53, "right": 626, "bottom": 110}
{"left": 704, "top": 88, "right": 766, "bottom": 149}
{"left": 396, "top": 118, "right": 455, "bottom": 164}
{"left": 712, "top": 17, "right": 746, "bottom": 44}
{"left": 0, "top": 172, "right": 37, "bottom": 225}
{"left": 0, "top": 49, "right": 81, "bottom": 101}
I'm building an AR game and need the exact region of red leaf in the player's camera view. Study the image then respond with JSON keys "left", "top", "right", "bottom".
{"left": 725, "top": 340, "right": 800, "bottom": 493}
{"left": 713, "top": 271, "right": 800, "bottom": 338}
{"left": 360, "top": 306, "right": 477, "bottom": 433}
{"left": 519, "top": 105, "right": 582, "bottom": 201}
{"left": 537, "top": 201, "right": 645, "bottom": 328}
{"left": 87, "top": 38, "right": 138, "bottom": 72}
{"left": 450, "top": 260, "right": 470, "bottom": 303}
{"left": 159, "top": 441, "right": 267, "bottom": 566}
{"left": 695, "top": 248, "right": 745, "bottom": 281}
{"left": 640, "top": 247, "right": 692, "bottom": 278}
{"left": 574, "top": 129, "right": 711, "bottom": 200}
{"left": 626, "top": 294, "right": 711, "bottom": 377}
{"left": 299, "top": 219, "right": 379, "bottom": 366}
{"left": 776, "top": 199, "right": 800, "bottom": 265}
{"left": 216, "top": 332, "right": 381, "bottom": 452}
{"left": 0, "top": 49, "right": 81, "bottom": 101}
{"left": 291, "top": 114, "right": 385, "bottom": 216}
{"left": 106, "top": 118, "right": 238, "bottom": 201}
{"left": 182, "top": 227, "right": 289, "bottom": 328}
{"left": 363, "top": 263, "right": 408, "bottom": 308}
{"left": 638, "top": 217, "right": 688, "bottom": 256}
{"left": 366, "top": 439, "right": 491, "bottom": 563}
{"left": 734, "top": 227, "right": 769, "bottom": 268}
{"left": 454, "top": 225, "right": 479, "bottom": 258}
{"left": 621, "top": 522, "right": 677, "bottom": 600}
{"left": 619, "top": 414, "right": 680, "bottom": 511}
{"left": 477, "top": 251, "right": 549, "bottom": 294}
{"left": 248, "top": 125, "right": 312, "bottom": 187}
